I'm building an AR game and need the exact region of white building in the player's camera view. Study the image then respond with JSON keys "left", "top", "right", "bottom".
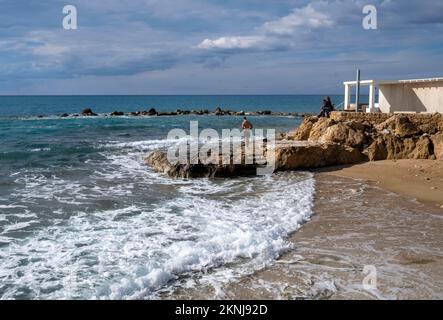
{"left": 343, "top": 77, "right": 443, "bottom": 113}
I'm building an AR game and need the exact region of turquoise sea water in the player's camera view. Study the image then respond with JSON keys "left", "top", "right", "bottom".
{"left": 0, "top": 95, "right": 357, "bottom": 299}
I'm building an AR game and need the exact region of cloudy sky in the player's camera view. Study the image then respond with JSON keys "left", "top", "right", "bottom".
{"left": 0, "top": 0, "right": 442, "bottom": 94}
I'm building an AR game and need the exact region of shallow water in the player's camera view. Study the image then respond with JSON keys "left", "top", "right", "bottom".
{"left": 174, "top": 175, "right": 443, "bottom": 300}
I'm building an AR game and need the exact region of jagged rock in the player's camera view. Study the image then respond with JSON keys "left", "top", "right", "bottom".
{"left": 412, "top": 113, "right": 443, "bottom": 134}
{"left": 347, "top": 120, "right": 368, "bottom": 132}
{"left": 145, "top": 111, "right": 442, "bottom": 178}
{"left": 145, "top": 150, "right": 258, "bottom": 178}
{"left": 147, "top": 108, "right": 157, "bottom": 116}
{"left": 365, "top": 137, "right": 388, "bottom": 161}
{"left": 293, "top": 116, "right": 318, "bottom": 140}
{"left": 381, "top": 135, "right": 414, "bottom": 160}
{"left": 275, "top": 143, "right": 367, "bottom": 171}
{"left": 111, "top": 111, "right": 124, "bottom": 116}
{"left": 215, "top": 107, "right": 224, "bottom": 116}
{"left": 294, "top": 112, "right": 442, "bottom": 162}
{"left": 331, "top": 112, "right": 391, "bottom": 126}
{"left": 81, "top": 108, "right": 97, "bottom": 116}
{"left": 319, "top": 122, "right": 367, "bottom": 148}
{"left": 431, "top": 133, "right": 443, "bottom": 159}
{"left": 145, "top": 141, "right": 368, "bottom": 178}
{"left": 308, "top": 118, "right": 336, "bottom": 141}
{"left": 331, "top": 112, "right": 443, "bottom": 135}
{"left": 366, "top": 134, "right": 433, "bottom": 160}
{"left": 376, "top": 115, "right": 420, "bottom": 138}
{"left": 412, "top": 136, "right": 433, "bottom": 159}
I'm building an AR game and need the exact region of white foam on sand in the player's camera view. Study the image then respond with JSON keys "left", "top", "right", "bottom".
{"left": 0, "top": 137, "right": 316, "bottom": 300}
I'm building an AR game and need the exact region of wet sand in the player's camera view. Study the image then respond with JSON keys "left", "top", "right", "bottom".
{"left": 170, "top": 168, "right": 443, "bottom": 300}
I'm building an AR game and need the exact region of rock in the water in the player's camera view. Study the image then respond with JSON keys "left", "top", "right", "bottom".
{"left": 157, "top": 112, "right": 177, "bottom": 116}
{"left": 60, "top": 113, "right": 69, "bottom": 118}
{"left": 147, "top": 108, "right": 157, "bottom": 116}
{"left": 81, "top": 108, "right": 97, "bottom": 116}
{"left": 215, "top": 107, "right": 224, "bottom": 116}
{"left": 145, "top": 150, "right": 259, "bottom": 178}
{"left": 111, "top": 111, "right": 124, "bottom": 116}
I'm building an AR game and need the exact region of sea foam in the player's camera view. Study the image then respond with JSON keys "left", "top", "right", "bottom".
{"left": 0, "top": 137, "right": 315, "bottom": 300}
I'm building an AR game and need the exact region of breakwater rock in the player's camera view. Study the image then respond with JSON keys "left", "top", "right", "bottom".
{"left": 57, "top": 108, "right": 312, "bottom": 118}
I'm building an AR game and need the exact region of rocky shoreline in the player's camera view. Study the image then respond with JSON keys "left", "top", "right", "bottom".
{"left": 145, "top": 111, "right": 443, "bottom": 178}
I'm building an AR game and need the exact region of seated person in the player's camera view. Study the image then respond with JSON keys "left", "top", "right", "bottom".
{"left": 318, "top": 96, "right": 334, "bottom": 118}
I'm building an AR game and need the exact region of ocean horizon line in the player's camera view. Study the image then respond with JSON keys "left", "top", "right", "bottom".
{"left": 0, "top": 93, "right": 358, "bottom": 97}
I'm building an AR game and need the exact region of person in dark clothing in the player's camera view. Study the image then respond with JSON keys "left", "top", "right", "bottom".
{"left": 318, "top": 96, "right": 334, "bottom": 118}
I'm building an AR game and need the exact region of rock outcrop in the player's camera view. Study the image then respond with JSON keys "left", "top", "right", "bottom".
{"left": 274, "top": 142, "right": 366, "bottom": 171}
{"left": 145, "top": 141, "right": 367, "bottom": 178}
{"left": 291, "top": 112, "right": 442, "bottom": 161}
{"left": 145, "top": 111, "right": 443, "bottom": 178}
{"left": 145, "top": 150, "right": 259, "bottom": 178}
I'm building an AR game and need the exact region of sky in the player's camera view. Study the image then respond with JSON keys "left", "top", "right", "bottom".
{"left": 0, "top": 0, "right": 442, "bottom": 95}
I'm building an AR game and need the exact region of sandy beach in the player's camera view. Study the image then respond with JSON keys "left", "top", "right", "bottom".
{"left": 318, "top": 160, "right": 443, "bottom": 207}
{"left": 171, "top": 160, "right": 443, "bottom": 300}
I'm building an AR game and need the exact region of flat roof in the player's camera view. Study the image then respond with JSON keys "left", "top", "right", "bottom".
{"left": 382, "top": 77, "right": 443, "bottom": 85}
{"left": 344, "top": 77, "right": 443, "bottom": 86}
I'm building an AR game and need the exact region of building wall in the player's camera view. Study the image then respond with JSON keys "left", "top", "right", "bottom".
{"left": 379, "top": 81, "right": 443, "bottom": 113}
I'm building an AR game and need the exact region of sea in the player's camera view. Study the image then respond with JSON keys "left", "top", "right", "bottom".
{"left": 0, "top": 95, "right": 355, "bottom": 299}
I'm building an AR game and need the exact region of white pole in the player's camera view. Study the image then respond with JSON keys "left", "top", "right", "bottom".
{"left": 369, "top": 81, "right": 375, "bottom": 112}
{"left": 344, "top": 84, "right": 350, "bottom": 111}
{"left": 356, "top": 69, "right": 361, "bottom": 112}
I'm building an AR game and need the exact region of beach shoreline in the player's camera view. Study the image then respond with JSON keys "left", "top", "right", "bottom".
{"left": 170, "top": 161, "right": 443, "bottom": 300}
{"left": 314, "top": 159, "right": 443, "bottom": 208}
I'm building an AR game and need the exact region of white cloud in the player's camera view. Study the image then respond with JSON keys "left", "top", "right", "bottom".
{"left": 263, "top": 4, "right": 334, "bottom": 35}
{"left": 197, "top": 3, "right": 335, "bottom": 51}
{"left": 198, "top": 36, "right": 266, "bottom": 50}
